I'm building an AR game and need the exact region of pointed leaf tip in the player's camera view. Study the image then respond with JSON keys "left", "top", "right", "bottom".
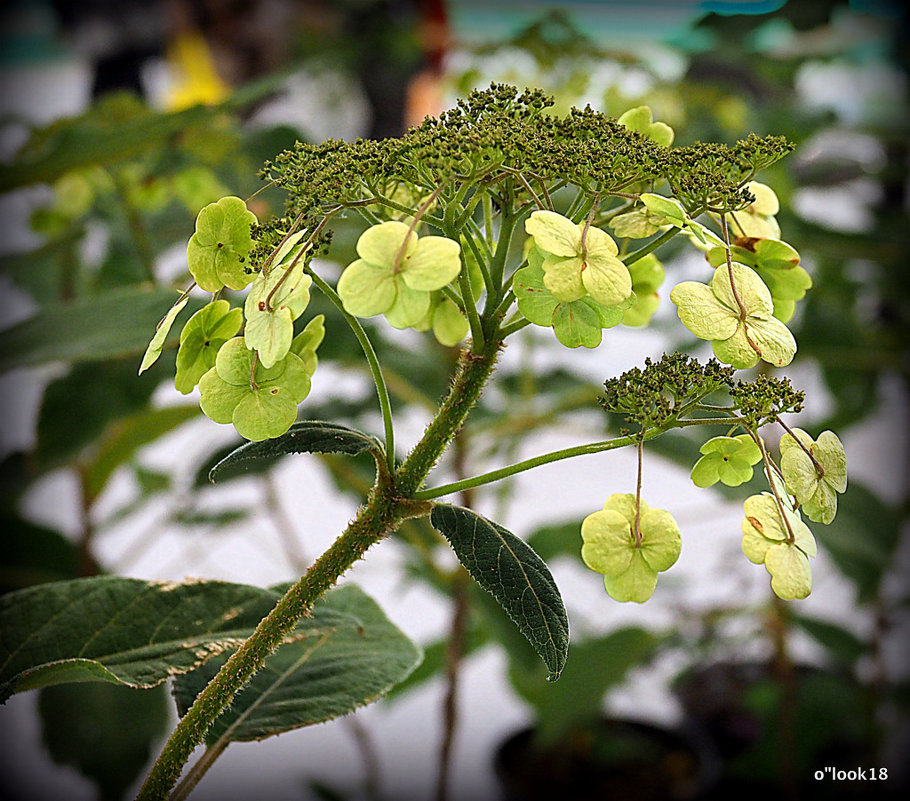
{"left": 430, "top": 504, "right": 569, "bottom": 679}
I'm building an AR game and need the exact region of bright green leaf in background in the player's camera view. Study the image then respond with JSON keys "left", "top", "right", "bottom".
{"left": 691, "top": 434, "right": 763, "bottom": 488}
{"left": 430, "top": 505, "right": 569, "bottom": 680}
{"left": 186, "top": 196, "right": 258, "bottom": 292}
{"left": 580, "top": 494, "right": 681, "bottom": 603}
{"left": 173, "top": 585, "right": 421, "bottom": 743}
{"left": 174, "top": 300, "right": 243, "bottom": 394}
{"left": 780, "top": 428, "right": 848, "bottom": 524}
{"left": 670, "top": 262, "right": 796, "bottom": 368}
{"left": 741, "top": 493, "right": 817, "bottom": 600}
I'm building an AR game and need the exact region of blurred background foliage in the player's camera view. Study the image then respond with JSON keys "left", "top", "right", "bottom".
{"left": 0, "top": 1, "right": 907, "bottom": 799}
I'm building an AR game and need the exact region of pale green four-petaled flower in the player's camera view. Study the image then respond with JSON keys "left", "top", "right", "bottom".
{"left": 337, "top": 221, "right": 462, "bottom": 328}
{"left": 198, "top": 336, "right": 316, "bottom": 442}
{"left": 741, "top": 493, "right": 817, "bottom": 600}
{"left": 670, "top": 261, "right": 796, "bottom": 368}
{"left": 581, "top": 494, "right": 681, "bottom": 603}
{"left": 524, "top": 210, "right": 633, "bottom": 309}
{"left": 186, "top": 196, "right": 258, "bottom": 292}
{"left": 174, "top": 299, "right": 243, "bottom": 394}
{"left": 691, "top": 434, "right": 763, "bottom": 488}
{"left": 779, "top": 428, "right": 847, "bottom": 525}
{"left": 244, "top": 258, "right": 313, "bottom": 368}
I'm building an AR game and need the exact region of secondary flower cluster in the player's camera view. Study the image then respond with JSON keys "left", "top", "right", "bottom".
{"left": 140, "top": 196, "right": 324, "bottom": 441}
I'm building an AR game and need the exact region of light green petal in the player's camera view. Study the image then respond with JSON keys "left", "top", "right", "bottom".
{"left": 716, "top": 458, "right": 752, "bottom": 487}
{"left": 581, "top": 251, "right": 633, "bottom": 308}
{"left": 746, "top": 316, "right": 796, "bottom": 367}
{"left": 384, "top": 282, "right": 431, "bottom": 329}
{"left": 542, "top": 255, "right": 586, "bottom": 301}
{"left": 581, "top": 296, "right": 625, "bottom": 329}
{"left": 779, "top": 428, "right": 813, "bottom": 455}
{"left": 357, "top": 220, "right": 416, "bottom": 267}
{"left": 628, "top": 254, "right": 665, "bottom": 294}
{"left": 781, "top": 447, "right": 819, "bottom": 503}
{"left": 271, "top": 230, "right": 306, "bottom": 269}
{"left": 670, "top": 282, "right": 739, "bottom": 341}
{"left": 641, "top": 194, "right": 686, "bottom": 227}
{"left": 816, "top": 431, "right": 848, "bottom": 493}
{"left": 175, "top": 301, "right": 242, "bottom": 394}
{"left": 611, "top": 209, "right": 661, "bottom": 239}
{"left": 552, "top": 300, "right": 603, "bottom": 348}
{"left": 753, "top": 238, "right": 800, "bottom": 270}
{"left": 742, "top": 528, "right": 772, "bottom": 565}
{"left": 232, "top": 387, "right": 298, "bottom": 442}
{"left": 337, "top": 259, "right": 397, "bottom": 317}
{"left": 139, "top": 296, "right": 189, "bottom": 374}
{"left": 621, "top": 292, "right": 660, "bottom": 327}
{"left": 262, "top": 352, "right": 312, "bottom": 404}
{"left": 198, "top": 367, "right": 247, "bottom": 424}
{"left": 214, "top": 336, "right": 255, "bottom": 385}
{"left": 290, "top": 314, "right": 326, "bottom": 373}
{"left": 513, "top": 264, "right": 559, "bottom": 326}
{"left": 602, "top": 493, "right": 648, "bottom": 525}
{"left": 603, "top": 554, "right": 659, "bottom": 603}
{"left": 244, "top": 306, "right": 294, "bottom": 369}
{"left": 583, "top": 225, "right": 620, "bottom": 257}
{"left": 581, "top": 510, "right": 635, "bottom": 576}
{"left": 743, "top": 494, "right": 788, "bottom": 541}
{"left": 746, "top": 182, "right": 780, "bottom": 216}
{"left": 246, "top": 262, "right": 311, "bottom": 321}
{"left": 711, "top": 262, "right": 774, "bottom": 319}
{"left": 639, "top": 509, "right": 681, "bottom": 572}
{"left": 731, "top": 212, "right": 780, "bottom": 240}
{"left": 765, "top": 542, "right": 812, "bottom": 600}
{"left": 757, "top": 265, "right": 812, "bottom": 302}
{"left": 525, "top": 211, "right": 581, "bottom": 258}
{"left": 401, "top": 236, "right": 462, "bottom": 291}
{"left": 691, "top": 454, "right": 721, "bottom": 488}
{"left": 683, "top": 221, "right": 726, "bottom": 250}
{"left": 617, "top": 106, "right": 674, "bottom": 147}
{"left": 432, "top": 298, "right": 469, "bottom": 347}
{"left": 712, "top": 326, "right": 761, "bottom": 369}
{"left": 803, "top": 484, "right": 838, "bottom": 526}
{"left": 791, "top": 514, "right": 817, "bottom": 557}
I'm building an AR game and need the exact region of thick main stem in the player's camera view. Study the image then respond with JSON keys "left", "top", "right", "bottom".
{"left": 137, "top": 342, "right": 501, "bottom": 801}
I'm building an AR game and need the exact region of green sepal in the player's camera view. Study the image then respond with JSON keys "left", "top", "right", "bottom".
{"left": 617, "top": 106, "right": 674, "bottom": 147}
{"left": 186, "top": 196, "right": 258, "bottom": 292}
{"left": 174, "top": 300, "right": 243, "bottom": 394}
{"left": 138, "top": 296, "right": 189, "bottom": 375}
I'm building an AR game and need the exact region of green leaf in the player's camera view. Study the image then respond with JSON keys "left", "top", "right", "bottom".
{"left": 430, "top": 504, "right": 569, "bottom": 680}
{"left": 173, "top": 585, "right": 422, "bottom": 743}
{"left": 790, "top": 615, "right": 867, "bottom": 667}
{"left": 138, "top": 296, "right": 189, "bottom": 375}
{"left": 209, "top": 420, "right": 383, "bottom": 482}
{"left": 0, "top": 288, "right": 205, "bottom": 373}
{"left": 0, "top": 576, "right": 284, "bottom": 700}
{"left": 39, "top": 683, "right": 169, "bottom": 801}
{"left": 82, "top": 405, "right": 199, "bottom": 502}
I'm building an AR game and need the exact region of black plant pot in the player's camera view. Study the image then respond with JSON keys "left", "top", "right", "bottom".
{"left": 493, "top": 717, "right": 718, "bottom": 801}
{"left": 672, "top": 661, "right": 904, "bottom": 800}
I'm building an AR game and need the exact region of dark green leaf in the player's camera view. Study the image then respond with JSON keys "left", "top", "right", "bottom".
{"left": 0, "top": 513, "right": 81, "bottom": 594}
{"left": 790, "top": 615, "right": 867, "bottom": 667}
{"left": 173, "top": 585, "right": 422, "bottom": 743}
{"left": 38, "top": 683, "right": 169, "bottom": 801}
{"left": 83, "top": 405, "right": 199, "bottom": 501}
{"left": 509, "top": 628, "right": 659, "bottom": 743}
{"left": 430, "top": 504, "right": 569, "bottom": 680}
{"left": 815, "top": 483, "right": 901, "bottom": 602}
{"left": 0, "top": 576, "right": 281, "bottom": 700}
{"left": 0, "top": 287, "right": 204, "bottom": 372}
{"left": 35, "top": 357, "right": 171, "bottom": 471}
{"left": 208, "top": 420, "right": 383, "bottom": 483}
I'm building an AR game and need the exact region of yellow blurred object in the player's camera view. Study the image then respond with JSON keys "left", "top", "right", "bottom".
{"left": 164, "top": 32, "right": 230, "bottom": 110}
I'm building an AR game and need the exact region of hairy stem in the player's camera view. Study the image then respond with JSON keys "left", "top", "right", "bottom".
{"left": 137, "top": 342, "right": 502, "bottom": 801}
